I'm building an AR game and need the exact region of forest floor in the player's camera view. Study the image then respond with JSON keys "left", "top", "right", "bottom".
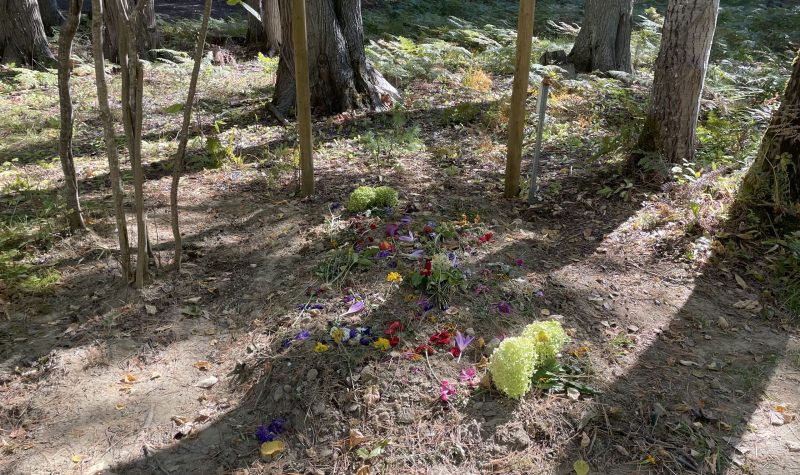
{"left": 2, "top": 1, "right": 800, "bottom": 475}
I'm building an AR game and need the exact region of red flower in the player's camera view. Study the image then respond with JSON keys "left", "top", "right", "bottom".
{"left": 423, "top": 225, "right": 433, "bottom": 234}
{"left": 414, "top": 344, "right": 434, "bottom": 356}
{"left": 368, "top": 236, "right": 374, "bottom": 242}
{"left": 421, "top": 259, "right": 432, "bottom": 276}
{"left": 379, "top": 241, "right": 393, "bottom": 251}
{"left": 449, "top": 347, "right": 461, "bottom": 357}
{"left": 385, "top": 320, "right": 404, "bottom": 336}
{"left": 370, "top": 223, "right": 377, "bottom": 230}
{"left": 478, "top": 232, "right": 493, "bottom": 244}
{"left": 429, "top": 331, "right": 451, "bottom": 346}
{"left": 389, "top": 336, "right": 400, "bottom": 347}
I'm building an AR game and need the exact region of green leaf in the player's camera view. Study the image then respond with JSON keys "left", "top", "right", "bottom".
{"left": 163, "top": 103, "right": 184, "bottom": 114}
{"left": 355, "top": 447, "right": 370, "bottom": 459}
{"left": 573, "top": 459, "right": 590, "bottom": 475}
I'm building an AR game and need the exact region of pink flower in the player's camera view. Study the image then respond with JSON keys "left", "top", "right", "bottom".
{"left": 460, "top": 367, "right": 478, "bottom": 386}
{"left": 440, "top": 379, "right": 457, "bottom": 402}
{"left": 474, "top": 284, "right": 489, "bottom": 295}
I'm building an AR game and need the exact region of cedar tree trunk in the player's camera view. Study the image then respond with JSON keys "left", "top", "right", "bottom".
{"left": 263, "top": 0, "right": 281, "bottom": 54}
{"left": 272, "top": 0, "right": 398, "bottom": 115}
{"left": 638, "top": 0, "right": 719, "bottom": 165}
{"left": 568, "top": 0, "right": 633, "bottom": 73}
{"left": 38, "top": 0, "right": 64, "bottom": 36}
{"left": 57, "top": 0, "right": 86, "bottom": 231}
{"left": 0, "top": 0, "right": 54, "bottom": 65}
{"left": 740, "top": 50, "right": 800, "bottom": 217}
{"left": 103, "top": 0, "right": 160, "bottom": 63}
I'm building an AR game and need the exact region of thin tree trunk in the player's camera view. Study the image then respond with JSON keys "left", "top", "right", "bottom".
{"left": 0, "top": 0, "right": 54, "bottom": 66}
{"left": 57, "top": 0, "right": 86, "bottom": 231}
{"left": 117, "top": 0, "right": 148, "bottom": 287}
{"left": 171, "top": 0, "right": 212, "bottom": 271}
{"left": 103, "top": 0, "right": 159, "bottom": 63}
{"left": 38, "top": 0, "right": 64, "bottom": 36}
{"left": 246, "top": 0, "right": 265, "bottom": 47}
{"left": 91, "top": 0, "right": 131, "bottom": 279}
{"left": 637, "top": 0, "right": 719, "bottom": 166}
{"left": 567, "top": 0, "right": 633, "bottom": 73}
{"left": 740, "top": 50, "right": 800, "bottom": 218}
{"left": 272, "top": 0, "right": 398, "bottom": 116}
{"left": 263, "top": 0, "right": 281, "bottom": 54}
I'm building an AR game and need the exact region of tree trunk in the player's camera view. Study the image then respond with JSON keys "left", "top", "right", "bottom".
{"left": 0, "top": 0, "right": 54, "bottom": 66}
{"left": 637, "top": 0, "right": 719, "bottom": 166}
{"left": 103, "top": 0, "right": 159, "bottom": 63}
{"left": 272, "top": 0, "right": 398, "bottom": 116}
{"left": 263, "top": 0, "right": 281, "bottom": 54}
{"left": 246, "top": 0, "right": 265, "bottom": 47}
{"left": 38, "top": 0, "right": 64, "bottom": 36}
{"left": 567, "top": 0, "right": 633, "bottom": 73}
{"left": 740, "top": 50, "right": 800, "bottom": 218}
{"left": 91, "top": 0, "right": 131, "bottom": 278}
{"left": 57, "top": 0, "right": 86, "bottom": 231}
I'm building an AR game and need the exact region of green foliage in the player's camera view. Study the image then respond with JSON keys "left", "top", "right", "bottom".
{"left": 347, "top": 186, "right": 378, "bottom": 213}
{"left": 315, "top": 248, "right": 372, "bottom": 285}
{"left": 373, "top": 186, "right": 399, "bottom": 208}
{"left": 159, "top": 17, "right": 247, "bottom": 51}
{"left": 441, "top": 102, "right": 481, "bottom": 125}
{"left": 488, "top": 337, "right": 539, "bottom": 400}
{"left": 358, "top": 114, "right": 424, "bottom": 166}
{"left": 409, "top": 253, "right": 465, "bottom": 308}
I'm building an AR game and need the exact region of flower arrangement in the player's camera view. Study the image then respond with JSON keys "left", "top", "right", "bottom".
{"left": 521, "top": 320, "right": 569, "bottom": 364}
{"left": 409, "top": 252, "right": 465, "bottom": 308}
{"left": 487, "top": 336, "right": 539, "bottom": 399}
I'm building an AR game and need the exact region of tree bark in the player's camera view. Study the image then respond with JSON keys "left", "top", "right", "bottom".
{"left": 91, "top": 0, "right": 131, "bottom": 278}
{"left": 38, "top": 0, "right": 64, "bottom": 36}
{"left": 272, "top": 0, "right": 398, "bottom": 116}
{"left": 567, "top": 0, "right": 633, "bottom": 73}
{"left": 103, "top": 0, "right": 159, "bottom": 63}
{"left": 116, "top": 0, "right": 148, "bottom": 287}
{"left": 247, "top": 0, "right": 281, "bottom": 54}
{"left": 171, "top": 0, "right": 212, "bottom": 271}
{"left": 0, "top": 0, "right": 54, "bottom": 66}
{"left": 740, "top": 50, "right": 800, "bottom": 218}
{"left": 246, "top": 0, "right": 265, "bottom": 47}
{"left": 637, "top": 0, "right": 719, "bottom": 166}
{"left": 57, "top": 0, "right": 86, "bottom": 231}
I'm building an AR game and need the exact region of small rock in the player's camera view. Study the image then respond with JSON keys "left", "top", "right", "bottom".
{"left": 306, "top": 368, "right": 319, "bottom": 381}
{"left": 196, "top": 375, "right": 218, "bottom": 388}
{"left": 627, "top": 325, "right": 639, "bottom": 333}
{"left": 465, "top": 327, "right": 475, "bottom": 336}
{"left": 718, "top": 317, "right": 730, "bottom": 330}
{"left": 770, "top": 412, "right": 785, "bottom": 426}
{"left": 485, "top": 338, "right": 501, "bottom": 356}
{"left": 272, "top": 386, "right": 284, "bottom": 402}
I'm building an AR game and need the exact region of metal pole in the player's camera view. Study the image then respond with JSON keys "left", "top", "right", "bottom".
{"left": 504, "top": 0, "right": 536, "bottom": 199}
{"left": 292, "top": 0, "right": 314, "bottom": 197}
{"left": 527, "top": 76, "right": 550, "bottom": 204}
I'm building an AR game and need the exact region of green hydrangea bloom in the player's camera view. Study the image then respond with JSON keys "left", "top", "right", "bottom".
{"left": 521, "top": 320, "right": 568, "bottom": 364}
{"left": 373, "top": 186, "right": 399, "bottom": 208}
{"left": 347, "top": 186, "right": 377, "bottom": 212}
{"left": 488, "top": 336, "right": 538, "bottom": 399}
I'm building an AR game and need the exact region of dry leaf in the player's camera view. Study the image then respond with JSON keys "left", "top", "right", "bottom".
{"left": 115, "top": 403, "right": 125, "bottom": 411}
{"left": 122, "top": 374, "right": 137, "bottom": 383}
{"left": 580, "top": 432, "right": 590, "bottom": 448}
{"left": 260, "top": 440, "right": 286, "bottom": 457}
{"left": 348, "top": 429, "right": 367, "bottom": 449}
{"left": 193, "top": 361, "right": 211, "bottom": 371}
{"left": 363, "top": 385, "right": 380, "bottom": 406}
{"left": 355, "top": 465, "right": 370, "bottom": 475}
{"left": 145, "top": 304, "right": 157, "bottom": 315}
{"left": 734, "top": 274, "right": 748, "bottom": 290}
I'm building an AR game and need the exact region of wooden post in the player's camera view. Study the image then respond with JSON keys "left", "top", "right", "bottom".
{"left": 292, "top": 0, "right": 314, "bottom": 197}
{"left": 504, "top": 0, "right": 536, "bottom": 199}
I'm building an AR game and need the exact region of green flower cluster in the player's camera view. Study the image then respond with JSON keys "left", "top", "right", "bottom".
{"left": 347, "top": 186, "right": 399, "bottom": 212}
{"left": 521, "top": 320, "right": 569, "bottom": 364}
{"left": 488, "top": 320, "right": 568, "bottom": 399}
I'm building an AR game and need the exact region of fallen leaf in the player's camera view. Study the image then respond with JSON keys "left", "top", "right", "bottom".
{"left": 348, "top": 429, "right": 367, "bottom": 449}
{"left": 115, "top": 403, "right": 125, "bottom": 411}
{"left": 567, "top": 387, "right": 580, "bottom": 401}
{"left": 145, "top": 304, "right": 157, "bottom": 315}
{"left": 355, "top": 465, "right": 370, "bottom": 475}
{"left": 580, "top": 432, "right": 590, "bottom": 448}
{"left": 193, "top": 361, "right": 211, "bottom": 371}
{"left": 71, "top": 455, "right": 82, "bottom": 463}
{"left": 573, "top": 458, "right": 590, "bottom": 475}
{"left": 122, "top": 374, "right": 137, "bottom": 383}
{"left": 363, "top": 385, "right": 380, "bottom": 406}
{"left": 679, "top": 360, "right": 700, "bottom": 367}
{"left": 734, "top": 274, "right": 748, "bottom": 290}
{"left": 260, "top": 440, "right": 286, "bottom": 457}
{"left": 717, "top": 317, "right": 729, "bottom": 330}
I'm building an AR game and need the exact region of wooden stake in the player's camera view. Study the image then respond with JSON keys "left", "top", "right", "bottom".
{"left": 292, "top": 0, "right": 314, "bottom": 197}
{"left": 504, "top": 0, "right": 536, "bottom": 199}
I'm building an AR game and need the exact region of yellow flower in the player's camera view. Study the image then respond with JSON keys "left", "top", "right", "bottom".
{"left": 373, "top": 337, "right": 391, "bottom": 350}
{"left": 314, "top": 341, "right": 329, "bottom": 353}
{"left": 386, "top": 272, "right": 403, "bottom": 283}
{"left": 404, "top": 293, "right": 416, "bottom": 302}
{"left": 331, "top": 328, "right": 344, "bottom": 344}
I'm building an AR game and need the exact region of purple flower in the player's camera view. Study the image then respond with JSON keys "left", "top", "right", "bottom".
{"left": 267, "top": 418, "right": 286, "bottom": 434}
{"left": 349, "top": 328, "right": 359, "bottom": 339}
{"left": 496, "top": 302, "right": 513, "bottom": 314}
{"left": 534, "top": 289, "right": 544, "bottom": 298}
{"left": 377, "top": 250, "right": 391, "bottom": 259}
{"left": 454, "top": 331, "right": 474, "bottom": 356}
{"left": 515, "top": 258, "right": 524, "bottom": 267}
{"left": 384, "top": 207, "right": 393, "bottom": 215}
{"left": 385, "top": 223, "right": 399, "bottom": 237}
{"left": 256, "top": 425, "right": 275, "bottom": 443}
{"left": 401, "top": 215, "right": 412, "bottom": 226}
{"left": 448, "top": 252, "right": 458, "bottom": 267}
{"left": 404, "top": 249, "right": 424, "bottom": 260}
{"left": 359, "top": 336, "right": 372, "bottom": 346}
{"left": 459, "top": 367, "right": 477, "bottom": 383}
{"left": 280, "top": 338, "right": 292, "bottom": 349}
{"left": 388, "top": 260, "right": 398, "bottom": 268}
{"left": 341, "top": 301, "right": 365, "bottom": 316}
{"left": 417, "top": 299, "right": 434, "bottom": 312}
{"left": 296, "top": 330, "right": 311, "bottom": 340}
{"left": 398, "top": 231, "right": 415, "bottom": 242}
{"left": 427, "top": 221, "right": 438, "bottom": 229}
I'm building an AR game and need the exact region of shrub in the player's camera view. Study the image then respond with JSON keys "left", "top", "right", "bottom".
{"left": 462, "top": 68, "right": 493, "bottom": 92}
{"left": 488, "top": 336, "right": 538, "bottom": 399}
{"left": 347, "top": 186, "right": 377, "bottom": 212}
{"left": 373, "top": 186, "right": 399, "bottom": 208}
